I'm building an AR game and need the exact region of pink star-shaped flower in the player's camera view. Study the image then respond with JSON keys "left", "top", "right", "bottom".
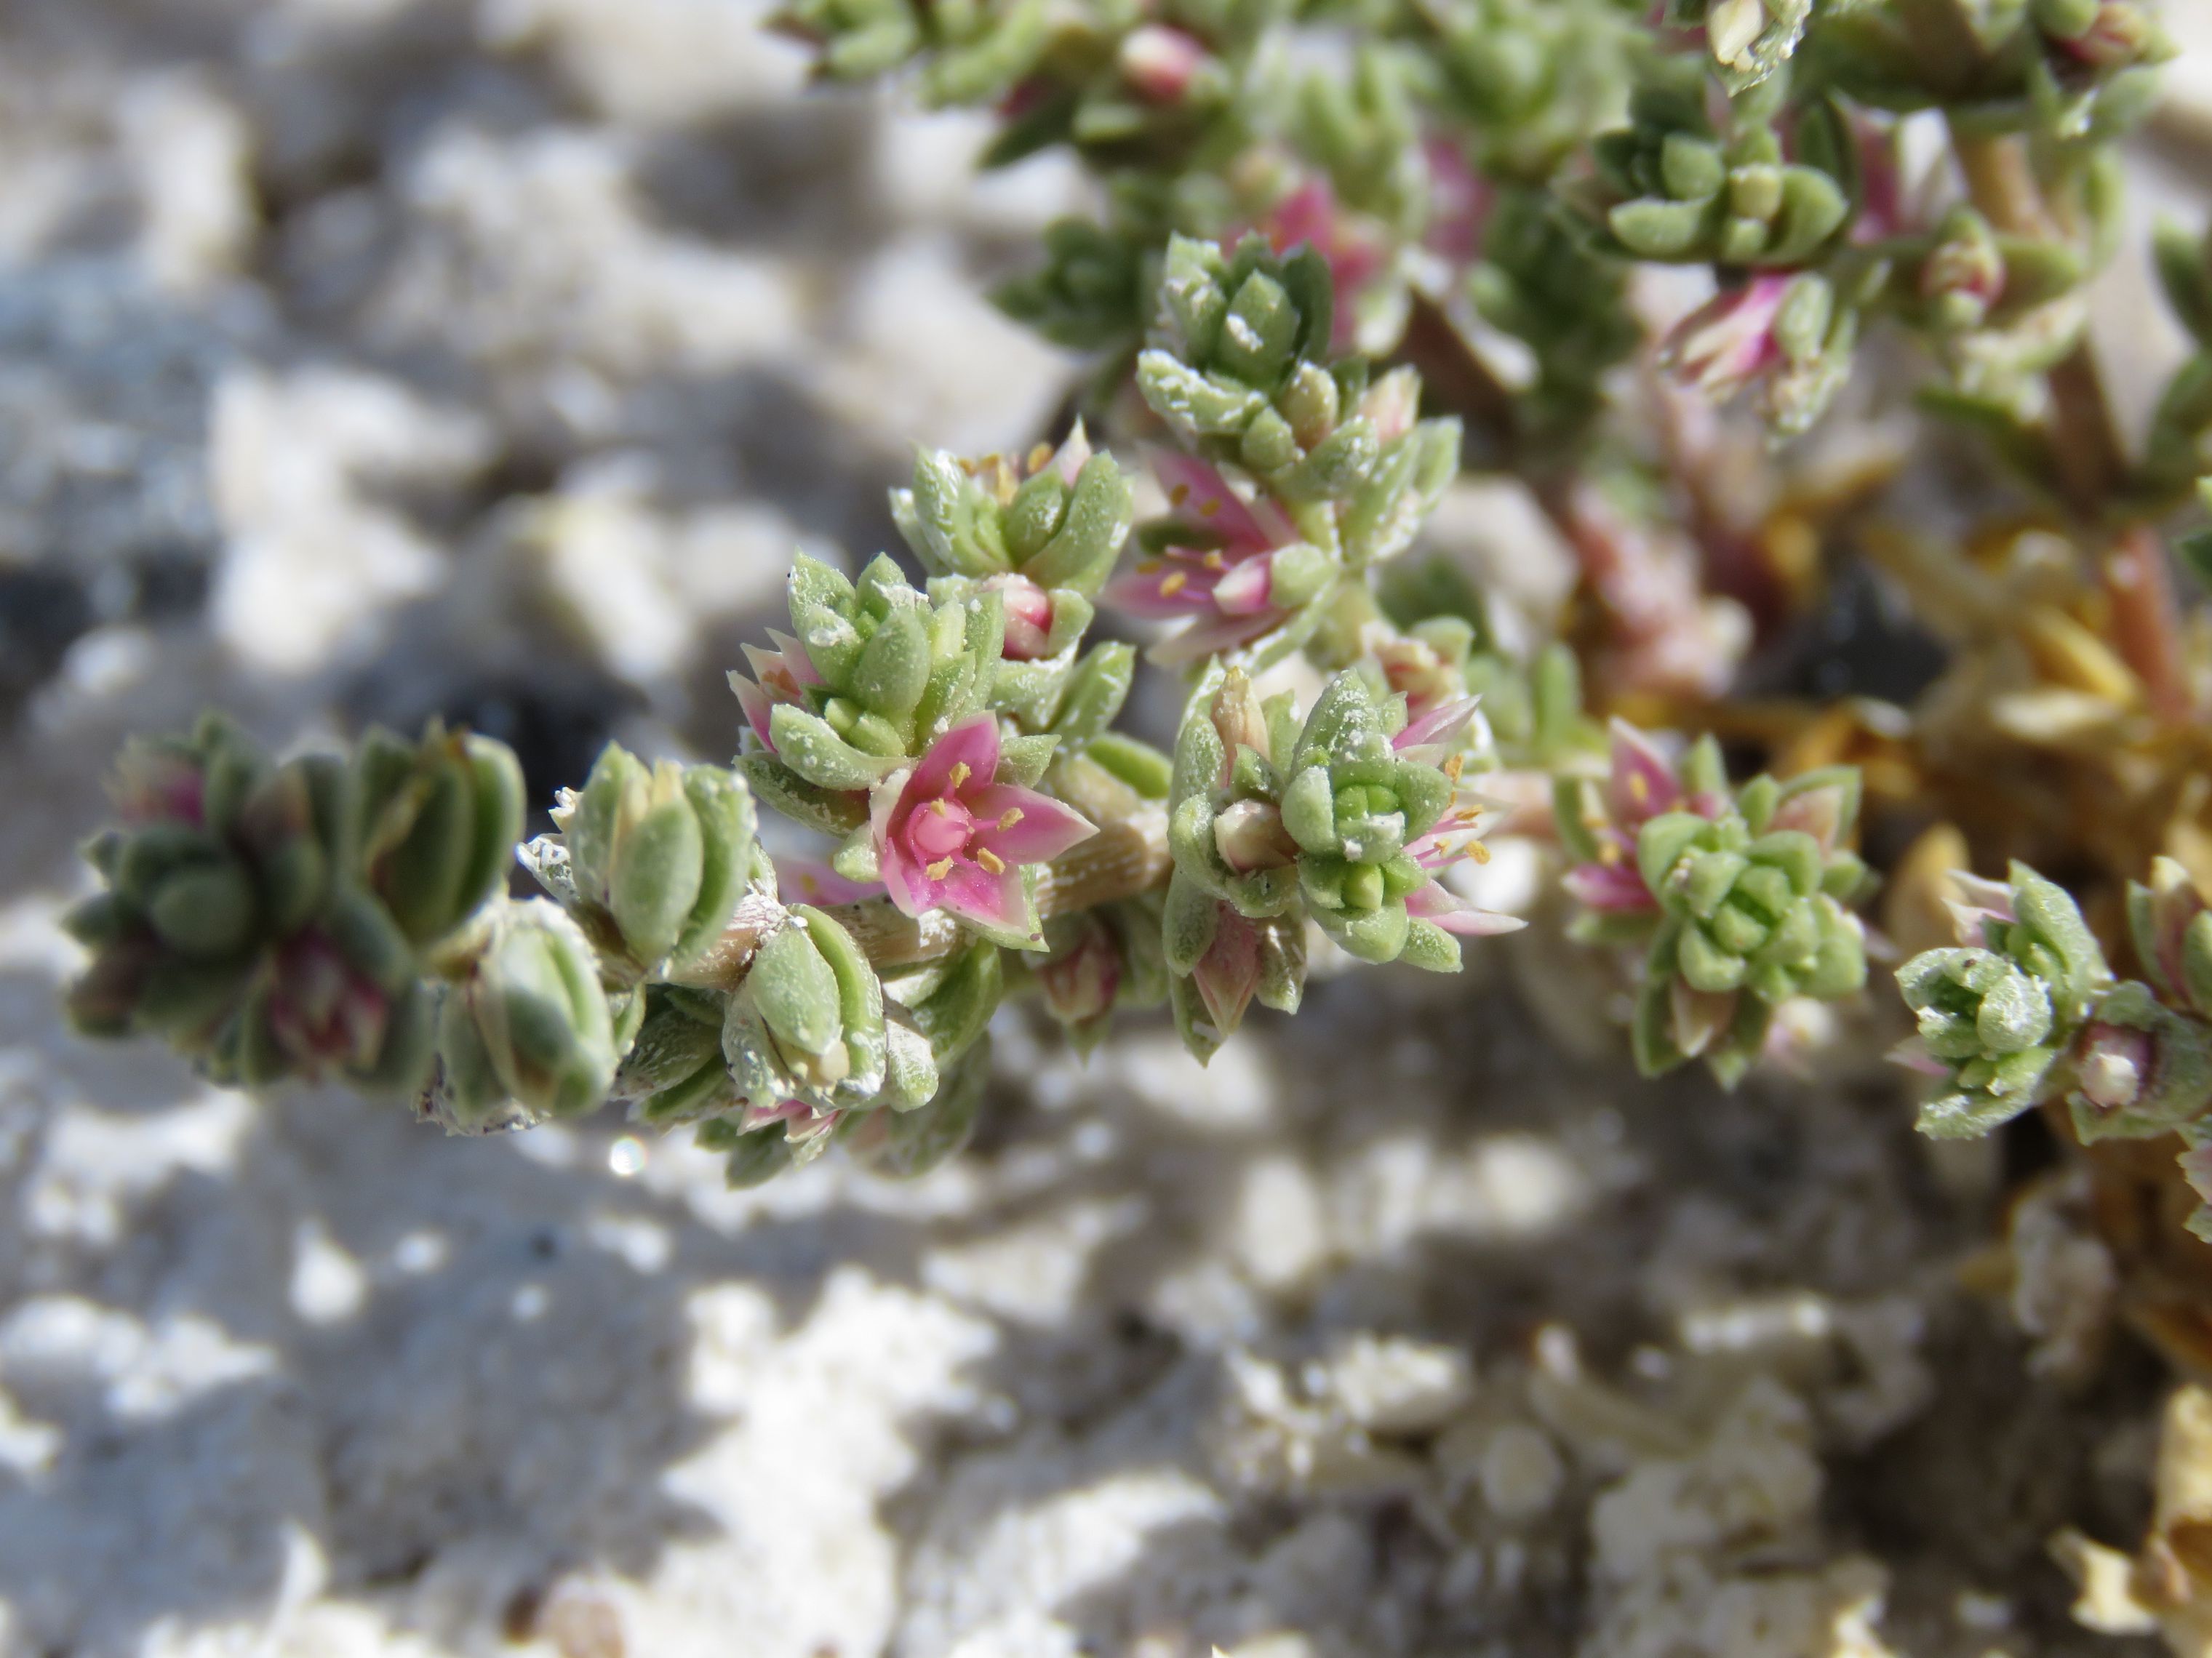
{"left": 870, "top": 716, "right": 1097, "bottom": 940}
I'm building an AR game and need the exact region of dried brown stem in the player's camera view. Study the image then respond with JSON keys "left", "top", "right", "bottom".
{"left": 671, "top": 808, "right": 1173, "bottom": 990}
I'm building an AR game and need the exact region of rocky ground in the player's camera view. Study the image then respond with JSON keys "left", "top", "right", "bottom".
{"left": 1, "top": 2, "right": 2209, "bottom": 1655}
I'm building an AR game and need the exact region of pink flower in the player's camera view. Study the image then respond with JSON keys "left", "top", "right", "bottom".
{"left": 113, "top": 746, "right": 207, "bottom": 826}
{"left": 1039, "top": 918, "right": 1121, "bottom": 1027}
{"left": 1257, "top": 180, "right": 1389, "bottom": 353}
{"left": 1660, "top": 275, "right": 1793, "bottom": 402}
{"left": 1561, "top": 721, "right": 1725, "bottom": 916}
{"left": 1423, "top": 137, "right": 1491, "bottom": 266}
{"left": 739, "top": 1096, "right": 839, "bottom": 1145}
{"left": 1943, "top": 871, "right": 2017, "bottom": 946}
{"left": 2056, "top": 1, "right": 2158, "bottom": 67}
{"left": 1404, "top": 789, "right": 1526, "bottom": 937}
{"left": 1842, "top": 111, "right": 1910, "bottom": 244}
{"left": 1392, "top": 694, "right": 1481, "bottom": 766}
{"left": 1104, "top": 452, "right": 1304, "bottom": 663}
{"left": 870, "top": 716, "right": 1097, "bottom": 939}
{"left": 1372, "top": 636, "right": 1464, "bottom": 727}
{"left": 775, "top": 855, "right": 880, "bottom": 908}
{"left": 731, "top": 630, "right": 823, "bottom": 750}
{"left": 992, "top": 573, "right": 1056, "bottom": 660}
{"left": 264, "top": 929, "right": 393, "bottom": 1073}
{"left": 1119, "top": 25, "right": 1210, "bottom": 102}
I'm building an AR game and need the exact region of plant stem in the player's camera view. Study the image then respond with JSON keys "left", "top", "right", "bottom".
{"left": 1947, "top": 125, "right": 2126, "bottom": 518}
{"left": 671, "top": 807, "right": 1173, "bottom": 989}
{"left": 2105, "top": 524, "right": 2196, "bottom": 721}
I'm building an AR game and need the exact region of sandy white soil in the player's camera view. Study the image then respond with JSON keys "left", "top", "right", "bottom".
{"left": 0, "top": 2, "right": 2202, "bottom": 1656}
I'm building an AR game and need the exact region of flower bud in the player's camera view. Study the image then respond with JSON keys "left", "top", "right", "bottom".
{"left": 994, "top": 573, "right": 1056, "bottom": 660}
{"left": 1038, "top": 916, "right": 1122, "bottom": 1030}
{"left": 2064, "top": 980, "right": 2212, "bottom": 1142}
{"left": 354, "top": 721, "right": 525, "bottom": 949}
{"left": 1119, "top": 24, "right": 1210, "bottom": 103}
{"left": 2127, "top": 857, "right": 2212, "bottom": 1017}
{"left": 1920, "top": 209, "right": 2005, "bottom": 332}
{"left": 724, "top": 907, "right": 888, "bottom": 1112}
{"left": 552, "top": 745, "right": 757, "bottom": 969}
{"left": 433, "top": 900, "right": 618, "bottom": 1132}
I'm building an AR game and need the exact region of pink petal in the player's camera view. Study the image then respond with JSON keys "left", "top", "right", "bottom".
{"left": 732, "top": 673, "right": 777, "bottom": 749}
{"left": 1396, "top": 694, "right": 1482, "bottom": 756}
{"left": 1887, "top": 1038, "right": 1950, "bottom": 1078}
{"left": 768, "top": 629, "right": 823, "bottom": 687}
{"left": 1146, "top": 448, "right": 1293, "bottom": 551}
{"left": 1769, "top": 781, "right": 1850, "bottom": 852}
{"left": 911, "top": 716, "right": 1001, "bottom": 804}
{"left": 1210, "top": 556, "right": 1277, "bottom": 616}
{"left": 1605, "top": 718, "right": 1685, "bottom": 828}
{"left": 1102, "top": 561, "right": 1221, "bottom": 620}
{"left": 966, "top": 783, "right": 1097, "bottom": 865}
{"left": 930, "top": 860, "right": 1031, "bottom": 938}
{"left": 1562, "top": 860, "right": 1659, "bottom": 913}
{"left": 1148, "top": 609, "right": 1286, "bottom": 666}
{"left": 776, "top": 856, "right": 880, "bottom": 907}
{"left": 1407, "top": 880, "right": 1527, "bottom": 936}
{"left": 871, "top": 766, "right": 927, "bottom": 917}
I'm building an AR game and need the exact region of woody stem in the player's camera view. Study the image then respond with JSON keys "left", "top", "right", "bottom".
{"left": 669, "top": 807, "right": 1174, "bottom": 989}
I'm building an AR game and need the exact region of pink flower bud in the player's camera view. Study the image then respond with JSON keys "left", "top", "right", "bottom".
{"left": 994, "top": 574, "right": 1055, "bottom": 660}
{"left": 1661, "top": 276, "right": 1792, "bottom": 403}
{"left": 1119, "top": 25, "right": 1209, "bottom": 103}
{"left": 1039, "top": 921, "right": 1122, "bottom": 1026}
{"left": 2075, "top": 1021, "right": 2152, "bottom": 1113}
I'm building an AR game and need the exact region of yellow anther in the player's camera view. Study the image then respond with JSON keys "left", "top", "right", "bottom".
{"left": 1026, "top": 442, "right": 1053, "bottom": 473}
{"left": 1138, "top": 558, "right": 1163, "bottom": 574}
{"left": 1203, "top": 550, "right": 1226, "bottom": 571}
{"left": 1597, "top": 839, "right": 1622, "bottom": 865}
{"left": 997, "top": 808, "right": 1026, "bottom": 830}
{"left": 1467, "top": 840, "right": 1492, "bottom": 865}
{"left": 976, "top": 847, "right": 1006, "bottom": 874}
{"left": 926, "top": 858, "right": 955, "bottom": 881}
{"left": 1198, "top": 497, "right": 1221, "bottom": 517}
{"left": 929, "top": 798, "right": 950, "bottom": 815}
{"left": 948, "top": 761, "right": 972, "bottom": 790}
{"left": 1160, "top": 572, "right": 1189, "bottom": 596}
{"left": 1443, "top": 754, "right": 1465, "bottom": 782}
{"left": 1628, "top": 772, "right": 1650, "bottom": 805}
{"left": 1169, "top": 484, "right": 1191, "bottom": 508}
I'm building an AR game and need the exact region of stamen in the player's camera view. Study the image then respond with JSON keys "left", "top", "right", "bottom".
{"left": 1138, "top": 558, "right": 1163, "bottom": 574}
{"left": 1198, "top": 498, "right": 1221, "bottom": 517}
{"left": 1026, "top": 442, "right": 1053, "bottom": 473}
{"left": 926, "top": 858, "right": 955, "bottom": 881}
{"left": 1468, "top": 840, "right": 1492, "bottom": 865}
{"left": 976, "top": 847, "right": 1006, "bottom": 873}
{"left": 997, "top": 808, "right": 1026, "bottom": 830}
{"left": 1597, "top": 839, "right": 1622, "bottom": 865}
{"left": 1628, "top": 773, "right": 1650, "bottom": 804}
{"left": 949, "top": 762, "right": 972, "bottom": 790}
{"left": 929, "top": 798, "right": 950, "bottom": 815}
{"left": 1443, "top": 754, "right": 1464, "bottom": 782}
{"left": 1203, "top": 550, "right": 1226, "bottom": 570}
{"left": 1160, "top": 572, "right": 1189, "bottom": 596}
{"left": 1169, "top": 484, "right": 1191, "bottom": 508}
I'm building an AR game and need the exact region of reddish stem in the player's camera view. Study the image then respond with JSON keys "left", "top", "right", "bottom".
{"left": 2105, "top": 525, "right": 2195, "bottom": 722}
